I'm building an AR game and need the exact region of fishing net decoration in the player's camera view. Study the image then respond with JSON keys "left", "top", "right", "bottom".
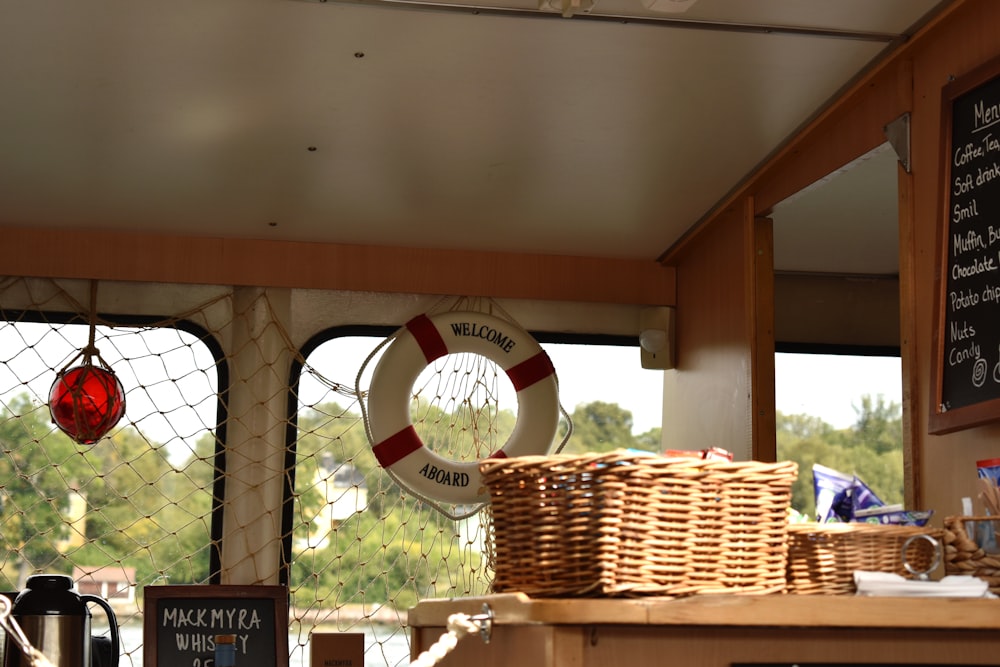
{"left": 0, "top": 278, "right": 569, "bottom": 667}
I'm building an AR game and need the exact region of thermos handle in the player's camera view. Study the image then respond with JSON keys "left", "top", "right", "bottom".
{"left": 80, "top": 595, "right": 119, "bottom": 667}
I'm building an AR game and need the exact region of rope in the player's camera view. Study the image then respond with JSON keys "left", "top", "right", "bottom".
{"left": 87, "top": 280, "right": 97, "bottom": 348}
{"left": 57, "top": 279, "right": 111, "bottom": 372}
{"left": 14, "top": 646, "right": 55, "bottom": 667}
{"left": 408, "top": 612, "right": 486, "bottom": 667}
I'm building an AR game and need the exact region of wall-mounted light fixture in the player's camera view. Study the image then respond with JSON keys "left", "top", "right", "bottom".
{"left": 639, "top": 306, "right": 675, "bottom": 370}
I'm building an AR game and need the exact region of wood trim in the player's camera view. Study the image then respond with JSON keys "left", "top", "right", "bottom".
{"left": 750, "top": 213, "right": 776, "bottom": 462}
{"left": 928, "top": 50, "right": 1000, "bottom": 434}
{"left": 897, "top": 126, "right": 922, "bottom": 510}
{"left": 408, "top": 593, "right": 1000, "bottom": 630}
{"left": 658, "top": 0, "right": 966, "bottom": 266}
{"left": 751, "top": 64, "right": 908, "bottom": 217}
{"left": 142, "top": 584, "right": 289, "bottom": 667}
{"left": 774, "top": 274, "right": 900, "bottom": 348}
{"left": 0, "top": 226, "right": 675, "bottom": 306}
{"left": 659, "top": 58, "right": 902, "bottom": 265}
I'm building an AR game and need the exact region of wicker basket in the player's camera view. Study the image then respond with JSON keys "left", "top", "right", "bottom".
{"left": 480, "top": 451, "right": 798, "bottom": 598}
{"left": 786, "top": 522, "right": 942, "bottom": 594}
{"left": 942, "top": 515, "right": 1000, "bottom": 595}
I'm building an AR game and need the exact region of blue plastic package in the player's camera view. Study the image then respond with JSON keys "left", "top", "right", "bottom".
{"left": 853, "top": 504, "right": 933, "bottom": 526}
{"left": 975, "top": 458, "right": 1000, "bottom": 551}
{"left": 850, "top": 475, "right": 886, "bottom": 516}
{"left": 813, "top": 463, "right": 854, "bottom": 523}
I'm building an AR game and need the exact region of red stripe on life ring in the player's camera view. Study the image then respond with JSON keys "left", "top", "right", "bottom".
{"left": 507, "top": 351, "right": 555, "bottom": 391}
{"left": 373, "top": 425, "right": 424, "bottom": 467}
{"left": 406, "top": 314, "right": 448, "bottom": 363}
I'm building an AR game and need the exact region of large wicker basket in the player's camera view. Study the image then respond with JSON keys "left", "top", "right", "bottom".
{"left": 942, "top": 515, "right": 1000, "bottom": 595}
{"left": 480, "top": 451, "right": 798, "bottom": 598}
{"left": 786, "top": 522, "right": 942, "bottom": 594}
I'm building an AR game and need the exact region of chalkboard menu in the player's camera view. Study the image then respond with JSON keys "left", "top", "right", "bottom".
{"left": 143, "top": 585, "right": 289, "bottom": 667}
{"left": 932, "top": 55, "right": 1000, "bottom": 433}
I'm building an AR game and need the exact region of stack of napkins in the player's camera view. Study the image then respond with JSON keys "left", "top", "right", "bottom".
{"left": 854, "top": 571, "right": 995, "bottom": 597}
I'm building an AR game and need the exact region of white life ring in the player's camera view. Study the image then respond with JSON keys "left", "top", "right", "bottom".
{"left": 367, "top": 311, "right": 559, "bottom": 505}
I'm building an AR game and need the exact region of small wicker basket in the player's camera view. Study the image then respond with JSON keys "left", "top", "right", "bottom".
{"left": 942, "top": 515, "right": 1000, "bottom": 595}
{"left": 480, "top": 451, "right": 798, "bottom": 598}
{"left": 786, "top": 522, "right": 942, "bottom": 594}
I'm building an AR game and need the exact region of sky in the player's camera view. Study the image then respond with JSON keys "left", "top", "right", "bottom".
{"left": 773, "top": 353, "right": 903, "bottom": 429}
{"left": 544, "top": 346, "right": 902, "bottom": 433}
{"left": 0, "top": 324, "right": 903, "bottom": 444}
{"left": 304, "top": 338, "right": 904, "bottom": 436}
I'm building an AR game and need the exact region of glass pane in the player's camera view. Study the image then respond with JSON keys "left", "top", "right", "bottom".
{"left": 289, "top": 333, "right": 663, "bottom": 666}
{"left": 775, "top": 352, "right": 904, "bottom": 520}
{"left": 0, "top": 317, "right": 220, "bottom": 667}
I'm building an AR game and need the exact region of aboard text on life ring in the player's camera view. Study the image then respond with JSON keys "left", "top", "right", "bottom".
{"left": 367, "top": 311, "right": 559, "bottom": 505}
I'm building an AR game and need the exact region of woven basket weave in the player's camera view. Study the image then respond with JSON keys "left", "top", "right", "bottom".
{"left": 786, "top": 522, "right": 941, "bottom": 594}
{"left": 943, "top": 515, "right": 1000, "bottom": 595}
{"left": 480, "top": 452, "right": 798, "bottom": 598}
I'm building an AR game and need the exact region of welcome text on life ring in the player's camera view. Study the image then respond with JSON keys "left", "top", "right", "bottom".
{"left": 366, "top": 312, "right": 559, "bottom": 505}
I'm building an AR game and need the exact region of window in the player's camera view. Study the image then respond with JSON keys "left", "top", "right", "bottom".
{"left": 0, "top": 312, "right": 221, "bottom": 667}
{"left": 288, "top": 330, "right": 662, "bottom": 666}
{"left": 775, "top": 351, "right": 904, "bottom": 519}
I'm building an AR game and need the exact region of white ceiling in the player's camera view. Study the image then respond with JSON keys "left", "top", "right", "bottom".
{"left": 0, "top": 0, "right": 943, "bottom": 270}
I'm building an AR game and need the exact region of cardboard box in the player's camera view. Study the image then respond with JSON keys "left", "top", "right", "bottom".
{"left": 310, "top": 632, "right": 365, "bottom": 667}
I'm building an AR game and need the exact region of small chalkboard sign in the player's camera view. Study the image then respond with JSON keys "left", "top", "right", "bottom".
{"left": 143, "top": 585, "right": 288, "bottom": 667}
{"left": 931, "top": 54, "right": 1000, "bottom": 433}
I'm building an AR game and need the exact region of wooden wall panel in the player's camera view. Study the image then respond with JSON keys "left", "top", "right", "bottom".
{"left": 751, "top": 55, "right": 914, "bottom": 218}
{"left": 660, "top": 51, "right": 920, "bottom": 267}
{"left": 0, "top": 226, "right": 675, "bottom": 307}
{"left": 897, "top": 152, "right": 921, "bottom": 511}
{"left": 750, "top": 214, "right": 776, "bottom": 462}
{"left": 773, "top": 274, "right": 900, "bottom": 347}
{"left": 663, "top": 1, "right": 1000, "bottom": 516}
{"left": 906, "top": 0, "right": 1000, "bottom": 520}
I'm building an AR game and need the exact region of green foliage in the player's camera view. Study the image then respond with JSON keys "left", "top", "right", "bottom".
{"left": 0, "top": 384, "right": 905, "bottom": 611}
{"left": 287, "top": 488, "right": 483, "bottom": 613}
{"left": 777, "top": 394, "right": 904, "bottom": 519}
{"left": 290, "top": 399, "right": 491, "bottom": 611}
{"left": 0, "top": 392, "right": 213, "bottom": 588}
{"left": 633, "top": 427, "right": 662, "bottom": 453}
{"left": 556, "top": 401, "right": 660, "bottom": 453}
{"left": 0, "top": 395, "right": 77, "bottom": 582}
{"left": 560, "top": 401, "right": 633, "bottom": 453}
{"left": 851, "top": 395, "right": 903, "bottom": 456}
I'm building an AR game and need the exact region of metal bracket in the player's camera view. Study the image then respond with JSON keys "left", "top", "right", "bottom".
{"left": 901, "top": 533, "right": 942, "bottom": 580}
{"left": 469, "top": 603, "right": 494, "bottom": 644}
{"left": 884, "top": 112, "right": 911, "bottom": 173}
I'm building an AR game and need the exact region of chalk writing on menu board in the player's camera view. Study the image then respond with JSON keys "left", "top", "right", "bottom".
{"left": 933, "top": 56, "right": 1000, "bottom": 432}
{"left": 143, "top": 585, "right": 288, "bottom": 667}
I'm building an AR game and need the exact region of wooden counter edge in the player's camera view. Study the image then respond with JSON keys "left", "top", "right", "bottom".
{"left": 407, "top": 594, "right": 1000, "bottom": 630}
{"left": 407, "top": 593, "right": 653, "bottom": 627}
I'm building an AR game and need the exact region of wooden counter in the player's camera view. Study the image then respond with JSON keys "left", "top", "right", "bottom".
{"left": 408, "top": 593, "right": 1000, "bottom": 666}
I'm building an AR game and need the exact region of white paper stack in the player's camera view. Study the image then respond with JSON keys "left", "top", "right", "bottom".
{"left": 854, "top": 571, "right": 995, "bottom": 597}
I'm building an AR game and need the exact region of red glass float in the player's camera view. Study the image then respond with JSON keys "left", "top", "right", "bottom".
{"left": 48, "top": 363, "right": 126, "bottom": 444}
